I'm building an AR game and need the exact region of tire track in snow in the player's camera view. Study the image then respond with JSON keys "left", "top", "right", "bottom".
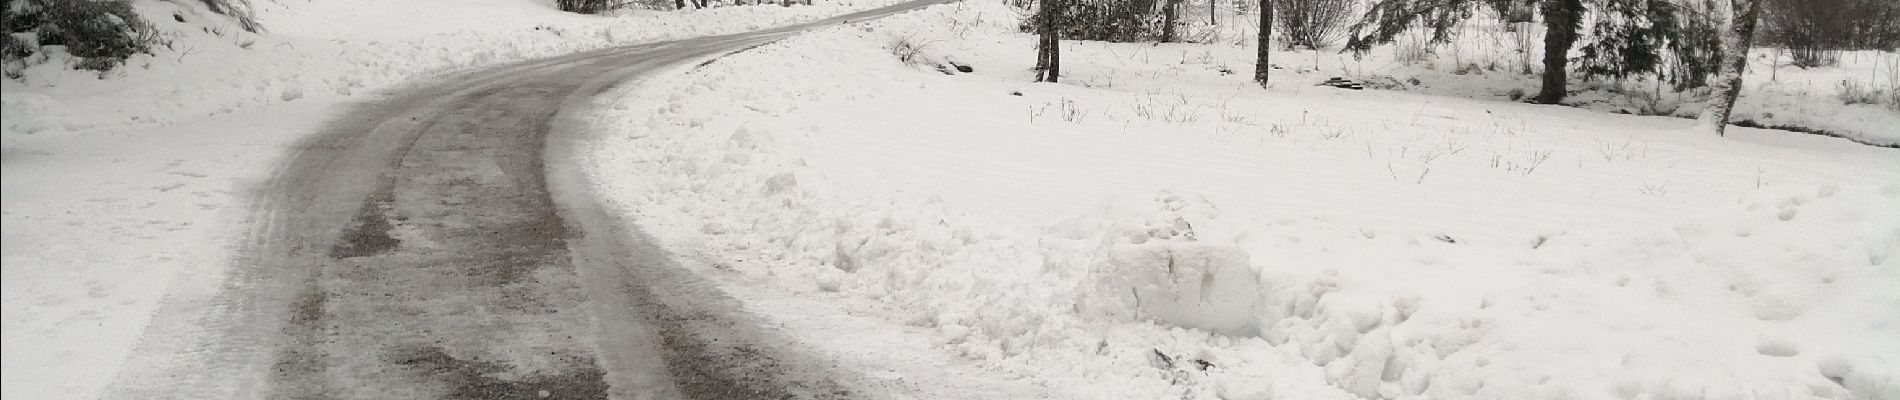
{"left": 99, "top": 2, "right": 953, "bottom": 399}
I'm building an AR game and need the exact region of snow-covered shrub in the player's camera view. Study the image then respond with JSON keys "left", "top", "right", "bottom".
{"left": 886, "top": 32, "right": 936, "bottom": 67}
{"left": 1835, "top": 79, "right": 1899, "bottom": 111}
{"left": 558, "top": 0, "right": 618, "bottom": 14}
{"left": 1, "top": 32, "right": 28, "bottom": 78}
{"left": 2, "top": 0, "right": 166, "bottom": 72}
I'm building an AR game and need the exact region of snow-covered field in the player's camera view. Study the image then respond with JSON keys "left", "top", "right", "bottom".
{"left": 579, "top": 2, "right": 1900, "bottom": 399}
{"left": 0, "top": 0, "right": 895, "bottom": 138}
{"left": 0, "top": 1, "right": 902, "bottom": 399}
{"left": 1091, "top": 5, "right": 1900, "bottom": 147}
{"left": 1361, "top": 39, "right": 1900, "bottom": 147}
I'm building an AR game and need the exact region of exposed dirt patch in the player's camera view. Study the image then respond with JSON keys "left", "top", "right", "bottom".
{"left": 391, "top": 345, "right": 608, "bottom": 400}
{"left": 270, "top": 280, "right": 333, "bottom": 400}
{"left": 329, "top": 188, "right": 401, "bottom": 258}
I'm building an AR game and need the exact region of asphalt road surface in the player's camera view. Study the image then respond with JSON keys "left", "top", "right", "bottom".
{"left": 101, "top": 2, "right": 951, "bottom": 399}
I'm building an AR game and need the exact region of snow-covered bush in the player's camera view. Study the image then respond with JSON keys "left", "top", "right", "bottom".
{"left": 886, "top": 32, "right": 937, "bottom": 67}
{"left": 1835, "top": 79, "right": 1898, "bottom": 111}
{"left": 3, "top": 0, "right": 163, "bottom": 72}
{"left": 558, "top": 0, "right": 614, "bottom": 13}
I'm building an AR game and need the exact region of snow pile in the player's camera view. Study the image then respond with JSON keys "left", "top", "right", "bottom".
{"left": 1072, "top": 192, "right": 1264, "bottom": 337}
{"left": 0, "top": 0, "right": 899, "bottom": 140}
{"left": 1243, "top": 183, "right": 1900, "bottom": 400}
{"left": 583, "top": 1, "right": 1900, "bottom": 398}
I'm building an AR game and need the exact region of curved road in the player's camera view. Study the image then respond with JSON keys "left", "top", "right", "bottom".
{"left": 102, "top": 2, "right": 949, "bottom": 399}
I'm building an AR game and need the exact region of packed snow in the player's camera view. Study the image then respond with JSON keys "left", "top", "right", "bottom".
{"left": 578, "top": 2, "right": 1900, "bottom": 399}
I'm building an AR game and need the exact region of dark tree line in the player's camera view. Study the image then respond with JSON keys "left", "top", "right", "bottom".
{"left": 1337, "top": 0, "right": 1802, "bottom": 133}
{"left": 1761, "top": 0, "right": 1900, "bottom": 67}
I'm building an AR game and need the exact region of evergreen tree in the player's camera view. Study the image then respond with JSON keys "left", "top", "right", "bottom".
{"left": 1574, "top": 0, "right": 1719, "bottom": 90}
{"left": 1342, "top": 0, "right": 1477, "bottom": 55}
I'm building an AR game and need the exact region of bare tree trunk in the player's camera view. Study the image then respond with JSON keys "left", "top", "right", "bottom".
{"left": 1254, "top": 0, "right": 1271, "bottom": 87}
{"left": 1162, "top": 0, "right": 1181, "bottom": 42}
{"left": 1534, "top": 0, "right": 1583, "bottom": 104}
{"left": 1036, "top": 34, "right": 1051, "bottom": 75}
{"left": 675, "top": 0, "right": 687, "bottom": 9}
{"left": 1045, "top": 34, "right": 1061, "bottom": 83}
{"left": 1041, "top": 0, "right": 1056, "bottom": 78}
{"left": 1699, "top": 0, "right": 1764, "bottom": 136}
{"left": 1036, "top": 0, "right": 1061, "bottom": 82}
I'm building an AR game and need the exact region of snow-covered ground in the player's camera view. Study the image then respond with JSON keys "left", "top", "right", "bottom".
{"left": 578, "top": 2, "right": 1900, "bottom": 399}
{"left": 1360, "top": 38, "right": 1900, "bottom": 147}
{"left": 7, "top": 0, "right": 1897, "bottom": 398}
{"left": 0, "top": 0, "right": 894, "bottom": 138}
{"left": 0, "top": 1, "right": 902, "bottom": 399}
{"left": 1089, "top": 6, "right": 1900, "bottom": 146}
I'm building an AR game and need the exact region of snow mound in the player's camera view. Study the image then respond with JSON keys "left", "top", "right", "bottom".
{"left": 1076, "top": 192, "right": 1263, "bottom": 336}
{"left": 1246, "top": 183, "right": 1900, "bottom": 400}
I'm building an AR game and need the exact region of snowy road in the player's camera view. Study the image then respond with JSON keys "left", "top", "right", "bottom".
{"left": 98, "top": 2, "right": 948, "bottom": 399}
